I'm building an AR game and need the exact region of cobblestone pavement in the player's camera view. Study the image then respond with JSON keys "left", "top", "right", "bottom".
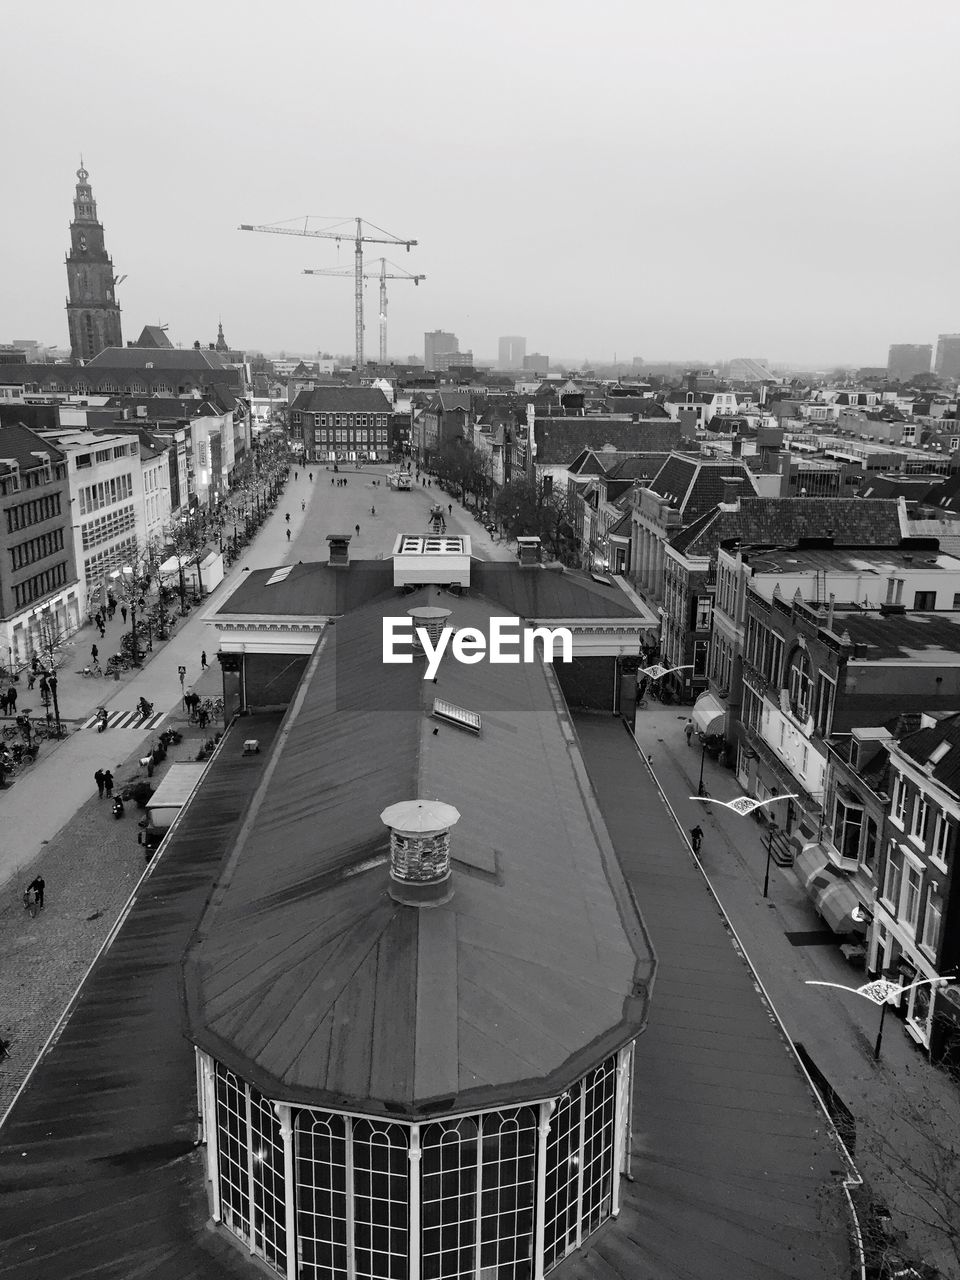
{"left": 0, "top": 713, "right": 209, "bottom": 1119}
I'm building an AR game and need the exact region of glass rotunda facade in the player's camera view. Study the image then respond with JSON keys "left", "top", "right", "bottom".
{"left": 198, "top": 1043, "right": 634, "bottom": 1280}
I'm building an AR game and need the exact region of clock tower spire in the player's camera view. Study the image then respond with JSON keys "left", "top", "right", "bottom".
{"left": 65, "top": 162, "right": 123, "bottom": 363}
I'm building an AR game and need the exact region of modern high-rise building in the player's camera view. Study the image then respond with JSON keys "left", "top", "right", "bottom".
{"left": 934, "top": 334, "right": 960, "bottom": 380}
{"left": 887, "top": 344, "right": 932, "bottom": 381}
{"left": 522, "top": 352, "right": 549, "bottom": 375}
{"left": 498, "top": 335, "right": 526, "bottom": 369}
{"left": 65, "top": 164, "right": 123, "bottom": 363}
{"left": 433, "top": 349, "right": 473, "bottom": 372}
{"left": 424, "top": 330, "right": 458, "bottom": 371}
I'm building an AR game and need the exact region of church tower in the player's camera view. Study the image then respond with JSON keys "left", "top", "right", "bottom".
{"left": 65, "top": 163, "right": 123, "bottom": 362}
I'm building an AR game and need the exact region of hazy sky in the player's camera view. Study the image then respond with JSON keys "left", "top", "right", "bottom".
{"left": 4, "top": 0, "right": 959, "bottom": 368}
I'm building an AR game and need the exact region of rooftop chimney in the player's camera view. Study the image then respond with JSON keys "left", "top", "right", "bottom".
{"left": 381, "top": 798, "right": 460, "bottom": 905}
{"left": 517, "top": 535, "right": 543, "bottom": 566}
{"left": 407, "top": 606, "right": 452, "bottom": 653}
{"left": 326, "top": 533, "right": 352, "bottom": 565}
{"left": 720, "top": 476, "right": 743, "bottom": 507}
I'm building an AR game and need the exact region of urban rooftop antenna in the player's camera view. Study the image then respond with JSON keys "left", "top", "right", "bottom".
{"left": 239, "top": 217, "right": 418, "bottom": 369}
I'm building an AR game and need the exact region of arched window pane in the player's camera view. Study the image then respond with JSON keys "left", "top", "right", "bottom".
{"left": 250, "top": 1089, "right": 286, "bottom": 1273}
{"left": 422, "top": 1118, "right": 479, "bottom": 1279}
{"left": 581, "top": 1058, "right": 616, "bottom": 1237}
{"left": 353, "top": 1119, "right": 409, "bottom": 1280}
{"left": 543, "top": 1088, "right": 581, "bottom": 1269}
{"left": 215, "top": 1065, "right": 250, "bottom": 1241}
{"left": 479, "top": 1108, "right": 536, "bottom": 1278}
{"left": 296, "top": 1111, "right": 348, "bottom": 1279}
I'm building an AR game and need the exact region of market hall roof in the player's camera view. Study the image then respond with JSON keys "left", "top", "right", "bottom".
{"left": 183, "top": 588, "right": 655, "bottom": 1117}
{"left": 214, "top": 556, "right": 647, "bottom": 623}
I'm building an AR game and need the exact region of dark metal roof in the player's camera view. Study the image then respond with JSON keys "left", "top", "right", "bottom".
{"left": 470, "top": 561, "right": 642, "bottom": 619}
{"left": 0, "top": 421, "right": 66, "bottom": 473}
{"left": 561, "top": 717, "right": 852, "bottom": 1279}
{"left": 0, "top": 714, "right": 284, "bottom": 1280}
{"left": 839, "top": 610, "right": 960, "bottom": 661}
{"left": 895, "top": 712, "right": 960, "bottom": 795}
{"left": 183, "top": 591, "right": 655, "bottom": 1117}
{"left": 216, "top": 559, "right": 395, "bottom": 617}
{"left": 290, "top": 386, "right": 392, "bottom": 413}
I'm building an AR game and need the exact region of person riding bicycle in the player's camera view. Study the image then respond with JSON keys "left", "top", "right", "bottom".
{"left": 137, "top": 696, "right": 153, "bottom": 720}
{"left": 95, "top": 706, "right": 108, "bottom": 733}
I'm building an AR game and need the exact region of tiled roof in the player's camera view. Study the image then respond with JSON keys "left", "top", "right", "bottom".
{"left": 290, "top": 386, "right": 393, "bottom": 413}
{"left": 183, "top": 590, "right": 653, "bottom": 1116}
{"left": 135, "top": 325, "right": 174, "bottom": 348}
{"left": 534, "top": 416, "right": 679, "bottom": 465}
{"left": 649, "top": 455, "right": 758, "bottom": 523}
{"left": 674, "top": 496, "right": 906, "bottom": 556}
{"left": 85, "top": 346, "right": 230, "bottom": 370}
{"left": 895, "top": 711, "right": 960, "bottom": 796}
{"left": 0, "top": 421, "right": 66, "bottom": 473}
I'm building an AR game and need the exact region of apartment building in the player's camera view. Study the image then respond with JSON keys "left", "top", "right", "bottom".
{"left": 39, "top": 429, "right": 146, "bottom": 605}
{"left": 0, "top": 423, "right": 81, "bottom": 669}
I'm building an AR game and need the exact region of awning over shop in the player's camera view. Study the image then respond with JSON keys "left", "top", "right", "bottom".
{"left": 795, "top": 842, "right": 828, "bottom": 892}
{"left": 797, "top": 842, "right": 867, "bottom": 936}
{"left": 692, "top": 692, "right": 725, "bottom": 737}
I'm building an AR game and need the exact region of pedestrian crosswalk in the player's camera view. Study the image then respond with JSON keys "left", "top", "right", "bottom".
{"left": 81, "top": 709, "right": 165, "bottom": 731}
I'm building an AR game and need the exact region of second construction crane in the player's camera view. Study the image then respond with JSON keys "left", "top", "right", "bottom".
{"left": 304, "top": 259, "right": 425, "bottom": 365}
{"left": 239, "top": 216, "right": 417, "bottom": 370}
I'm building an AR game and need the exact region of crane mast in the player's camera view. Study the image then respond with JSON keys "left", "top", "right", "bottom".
{"left": 240, "top": 217, "right": 417, "bottom": 370}
{"left": 303, "top": 258, "right": 425, "bottom": 365}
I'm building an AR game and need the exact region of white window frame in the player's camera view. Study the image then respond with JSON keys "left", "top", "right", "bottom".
{"left": 910, "top": 792, "right": 931, "bottom": 847}
{"left": 921, "top": 892, "right": 942, "bottom": 957}
{"left": 931, "top": 811, "right": 952, "bottom": 871}
{"left": 881, "top": 841, "right": 903, "bottom": 911}
{"left": 890, "top": 773, "right": 908, "bottom": 828}
{"left": 901, "top": 857, "right": 923, "bottom": 934}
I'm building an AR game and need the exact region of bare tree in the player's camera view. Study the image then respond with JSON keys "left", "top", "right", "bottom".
{"left": 164, "top": 512, "right": 209, "bottom": 614}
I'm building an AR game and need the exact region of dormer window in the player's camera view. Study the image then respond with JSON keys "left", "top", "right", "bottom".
{"left": 786, "top": 645, "right": 812, "bottom": 720}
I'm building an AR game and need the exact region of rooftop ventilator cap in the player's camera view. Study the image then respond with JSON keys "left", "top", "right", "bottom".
{"left": 380, "top": 798, "right": 461, "bottom": 906}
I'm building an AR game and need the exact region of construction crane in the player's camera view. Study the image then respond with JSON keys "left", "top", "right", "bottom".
{"left": 303, "top": 259, "right": 425, "bottom": 365}
{"left": 239, "top": 217, "right": 417, "bottom": 370}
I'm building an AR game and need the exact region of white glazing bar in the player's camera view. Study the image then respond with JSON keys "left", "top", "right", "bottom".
{"left": 275, "top": 1103, "right": 296, "bottom": 1280}
{"left": 201, "top": 1053, "right": 221, "bottom": 1222}
{"left": 574, "top": 1084, "right": 586, "bottom": 1250}
{"left": 408, "top": 1123, "right": 421, "bottom": 1280}
{"left": 624, "top": 1042, "right": 636, "bottom": 1182}
{"left": 533, "top": 1100, "right": 554, "bottom": 1280}
{"left": 473, "top": 1117, "right": 483, "bottom": 1280}
{"left": 345, "top": 1116, "right": 356, "bottom": 1280}
{"left": 611, "top": 1046, "right": 630, "bottom": 1216}
{"left": 244, "top": 1083, "right": 256, "bottom": 1254}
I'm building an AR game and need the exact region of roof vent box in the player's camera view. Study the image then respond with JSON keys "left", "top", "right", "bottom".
{"left": 392, "top": 534, "right": 472, "bottom": 587}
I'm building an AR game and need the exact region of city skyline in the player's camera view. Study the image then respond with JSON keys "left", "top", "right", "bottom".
{"left": 2, "top": 0, "right": 959, "bottom": 368}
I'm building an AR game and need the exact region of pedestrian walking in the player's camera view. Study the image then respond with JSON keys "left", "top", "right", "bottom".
{"left": 6, "top": 686, "right": 16, "bottom": 714}
{"left": 285, "top": 513, "right": 290, "bottom": 523}
{"left": 201, "top": 650, "right": 208, "bottom": 671}
{"left": 689, "top": 825, "right": 704, "bottom": 854}
{"left": 355, "top": 523, "right": 360, "bottom": 536}
{"left": 98, "top": 619, "right": 106, "bottom": 638}
{"left": 103, "top": 769, "right": 114, "bottom": 798}
{"left": 448, "top": 504, "right": 452, "bottom": 516}
{"left": 39, "top": 675, "right": 49, "bottom": 700}
{"left": 294, "top": 471, "right": 299, "bottom": 481}
{"left": 197, "top": 705, "right": 209, "bottom": 730}
{"left": 27, "top": 875, "right": 45, "bottom": 910}
{"left": 286, "top": 528, "right": 291, "bottom": 542}
{"left": 331, "top": 477, "right": 335, "bottom": 485}
{"left": 308, "top": 472, "right": 313, "bottom": 482}
{"left": 95, "top": 768, "right": 105, "bottom": 798}
{"left": 301, "top": 499, "right": 306, "bottom": 511}
{"left": 91, "top": 643, "right": 99, "bottom": 663}
{"left": 121, "top": 604, "right": 128, "bottom": 624}
{"left": 27, "top": 670, "right": 36, "bottom": 691}
{"left": 107, "top": 591, "right": 117, "bottom": 613}
{"left": 685, "top": 719, "right": 695, "bottom": 746}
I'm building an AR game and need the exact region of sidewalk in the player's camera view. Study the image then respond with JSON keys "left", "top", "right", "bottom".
{"left": 632, "top": 701, "right": 960, "bottom": 1276}
{"left": 0, "top": 475, "right": 293, "bottom": 892}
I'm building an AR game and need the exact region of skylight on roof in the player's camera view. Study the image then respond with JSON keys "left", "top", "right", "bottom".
{"left": 591, "top": 572, "right": 613, "bottom": 585}
{"left": 432, "top": 698, "right": 481, "bottom": 735}
{"left": 266, "top": 566, "right": 293, "bottom": 585}
{"left": 928, "top": 741, "right": 951, "bottom": 766}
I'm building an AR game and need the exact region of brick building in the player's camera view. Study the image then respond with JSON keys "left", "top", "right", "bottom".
{"left": 0, "top": 423, "right": 80, "bottom": 670}
{"left": 290, "top": 387, "right": 393, "bottom": 463}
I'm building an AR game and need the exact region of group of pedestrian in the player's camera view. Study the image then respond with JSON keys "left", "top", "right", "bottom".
{"left": 333, "top": 477, "right": 349, "bottom": 487}
{"left": 183, "top": 692, "right": 210, "bottom": 729}
{"left": 1, "top": 685, "right": 18, "bottom": 715}
{"left": 94, "top": 768, "right": 115, "bottom": 799}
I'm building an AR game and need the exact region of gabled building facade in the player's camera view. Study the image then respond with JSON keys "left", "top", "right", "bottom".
{"left": 871, "top": 716, "right": 960, "bottom": 1057}
{"left": 290, "top": 387, "right": 393, "bottom": 463}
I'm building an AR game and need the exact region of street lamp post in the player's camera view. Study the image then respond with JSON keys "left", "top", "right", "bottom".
{"left": 762, "top": 822, "right": 778, "bottom": 899}
{"left": 48, "top": 671, "right": 62, "bottom": 738}
{"left": 806, "top": 974, "right": 955, "bottom": 1062}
